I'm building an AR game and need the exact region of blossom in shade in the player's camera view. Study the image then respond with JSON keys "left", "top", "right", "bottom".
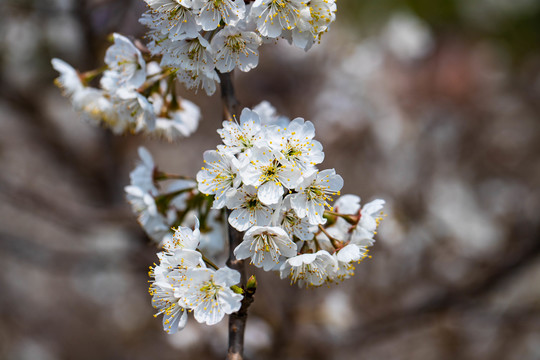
{"left": 143, "top": 0, "right": 201, "bottom": 40}
{"left": 274, "top": 196, "right": 315, "bottom": 241}
{"left": 351, "top": 199, "right": 385, "bottom": 246}
{"left": 176, "top": 68, "right": 220, "bottom": 96}
{"left": 161, "top": 35, "right": 214, "bottom": 75}
{"left": 125, "top": 185, "right": 170, "bottom": 243}
{"left": 101, "top": 33, "right": 146, "bottom": 91}
{"left": 252, "top": 101, "right": 290, "bottom": 127}
{"left": 150, "top": 96, "right": 201, "bottom": 141}
{"left": 51, "top": 58, "right": 83, "bottom": 97}
{"left": 129, "top": 147, "right": 158, "bottom": 195}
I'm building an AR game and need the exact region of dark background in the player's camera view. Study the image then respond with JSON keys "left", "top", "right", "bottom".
{"left": 1, "top": 0, "right": 540, "bottom": 359}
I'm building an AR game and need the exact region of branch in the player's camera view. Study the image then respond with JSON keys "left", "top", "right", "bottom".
{"left": 343, "top": 227, "right": 540, "bottom": 347}
{"left": 218, "top": 71, "right": 240, "bottom": 120}
{"left": 219, "top": 72, "right": 254, "bottom": 360}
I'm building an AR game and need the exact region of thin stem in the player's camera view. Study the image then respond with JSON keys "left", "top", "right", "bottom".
{"left": 154, "top": 171, "right": 195, "bottom": 181}
{"left": 201, "top": 253, "right": 219, "bottom": 270}
{"left": 324, "top": 210, "right": 358, "bottom": 225}
{"left": 318, "top": 224, "right": 342, "bottom": 250}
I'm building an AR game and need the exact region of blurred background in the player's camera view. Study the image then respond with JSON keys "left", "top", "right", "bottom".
{"left": 1, "top": 0, "right": 540, "bottom": 359}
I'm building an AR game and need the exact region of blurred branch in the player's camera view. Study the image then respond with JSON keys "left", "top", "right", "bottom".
{"left": 0, "top": 177, "right": 133, "bottom": 232}
{"left": 0, "top": 230, "right": 144, "bottom": 275}
{"left": 346, "top": 226, "right": 540, "bottom": 346}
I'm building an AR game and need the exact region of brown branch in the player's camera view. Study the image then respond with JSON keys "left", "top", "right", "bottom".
{"left": 219, "top": 72, "right": 254, "bottom": 360}
{"left": 343, "top": 226, "right": 540, "bottom": 347}
{"left": 218, "top": 71, "right": 240, "bottom": 120}
{"left": 226, "top": 220, "right": 255, "bottom": 360}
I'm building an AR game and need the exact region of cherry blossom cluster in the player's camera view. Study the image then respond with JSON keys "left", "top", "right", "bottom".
{"left": 125, "top": 146, "right": 241, "bottom": 333}
{"left": 52, "top": 33, "right": 200, "bottom": 139}
{"left": 124, "top": 102, "right": 385, "bottom": 333}
{"left": 196, "top": 105, "right": 386, "bottom": 287}
{"left": 124, "top": 102, "right": 288, "bottom": 255}
{"left": 149, "top": 223, "right": 243, "bottom": 334}
{"left": 140, "top": 0, "right": 337, "bottom": 94}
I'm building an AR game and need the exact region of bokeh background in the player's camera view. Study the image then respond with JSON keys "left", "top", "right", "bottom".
{"left": 1, "top": 0, "right": 540, "bottom": 359}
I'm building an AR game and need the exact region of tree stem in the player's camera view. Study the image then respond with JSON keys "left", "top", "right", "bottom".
{"left": 219, "top": 71, "right": 254, "bottom": 360}
{"left": 218, "top": 71, "right": 240, "bottom": 120}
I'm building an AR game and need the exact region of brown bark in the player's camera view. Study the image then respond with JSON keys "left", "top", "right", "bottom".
{"left": 219, "top": 71, "right": 255, "bottom": 360}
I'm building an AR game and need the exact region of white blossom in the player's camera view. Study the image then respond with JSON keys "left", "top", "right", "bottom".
{"left": 267, "top": 117, "right": 324, "bottom": 176}
{"left": 217, "top": 108, "right": 265, "bottom": 155}
{"left": 211, "top": 26, "right": 262, "bottom": 72}
{"left": 149, "top": 249, "right": 204, "bottom": 333}
{"left": 193, "top": 0, "right": 246, "bottom": 30}
{"left": 290, "top": 0, "right": 336, "bottom": 51}
{"left": 234, "top": 226, "right": 297, "bottom": 270}
{"left": 331, "top": 244, "right": 369, "bottom": 282}
{"left": 240, "top": 145, "right": 302, "bottom": 205}
{"left": 176, "top": 68, "right": 220, "bottom": 96}
{"left": 280, "top": 250, "right": 336, "bottom": 287}
{"left": 150, "top": 96, "right": 201, "bottom": 140}
{"left": 334, "top": 194, "right": 361, "bottom": 215}
{"left": 197, "top": 150, "right": 242, "bottom": 209}
{"left": 181, "top": 267, "right": 243, "bottom": 325}
{"left": 143, "top": 0, "right": 201, "bottom": 40}
{"left": 252, "top": 101, "right": 290, "bottom": 127}
{"left": 161, "top": 35, "right": 214, "bottom": 75}
{"left": 351, "top": 199, "right": 385, "bottom": 247}
{"left": 125, "top": 185, "right": 170, "bottom": 242}
{"left": 227, "top": 185, "right": 276, "bottom": 231}
{"left": 113, "top": 88, "right": 156, "bottom": 131}
{"left": 251, "top": 0, "right": 308, "bottom": 38}
{"left": 163, "top": 221, "right": 201, "bottom": 252}
{"left": 130, "top": 147, "right": 158, "bottom": 195}
{"left": 290, "top": 169, "right": 344, "bottom": 225}
{"left": 274, "top": 196, "right": 315, "bottom": 240}
{"left": 51, "top": 58, "right": 83, "bottom": 97}
{"left": 168, "top": 179, "right": 197, "bottom": 212}
{"left": 101, "top": 33, "right": 146, "bottom": 91}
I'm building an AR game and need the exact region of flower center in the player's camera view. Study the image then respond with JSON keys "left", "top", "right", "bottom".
{"left": 226, "top": 34, "right": 247, "bottom": 53}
